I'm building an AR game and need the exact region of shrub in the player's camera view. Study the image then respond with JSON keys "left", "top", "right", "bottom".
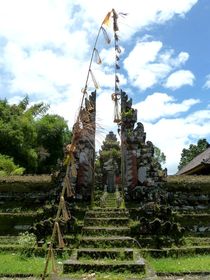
{"left": 0, "top": 154, "right": 25, "bottom": 176}
{"left": 18, "top": 231, "right": 36, "bottom": 257}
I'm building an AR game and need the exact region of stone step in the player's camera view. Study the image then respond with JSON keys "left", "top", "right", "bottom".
{"left": 79, "top": 236, "right": 138, "bottom": 248}
{"left": 63, "top": 258, "right": 145, "bottom": 273}
{"left": 77, "top": 248, "right": 133, "bottom": 260}
{"left": 90, "top": 208, "right": 128, "bottom": 212}
{"left": 185, "top": 237, "right": 210, "bottom": 246}
{"left": 84, "top": 217, "right": 129, "bottom": 227}
{"left": 0, "top": 236, "right": 18, "bottom": 244}
{"left": 86, "top": 209, "right": 129, "bottom": 218}
{"left": 82, "top": 226, "right": 130, "bottom": 236}
{"left": 105, "top": 197, "right": 117, "bottom": 201}
{"left": 104, "top": 202, "right": 117, "bottom": 206}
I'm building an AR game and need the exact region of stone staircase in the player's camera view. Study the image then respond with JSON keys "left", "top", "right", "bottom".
{"left": 63, "top": 192, "right": 145, "bottom": 274}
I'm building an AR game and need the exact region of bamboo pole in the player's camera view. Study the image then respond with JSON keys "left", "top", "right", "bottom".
{"left": 41, "top": 11, "right": 113, "bottom": 280}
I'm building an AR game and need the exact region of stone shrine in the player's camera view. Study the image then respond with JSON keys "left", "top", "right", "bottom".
{"left": 73, "top": 91, "right": 96, "bottom": 200}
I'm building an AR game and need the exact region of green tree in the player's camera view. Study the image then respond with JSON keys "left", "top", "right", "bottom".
{"left": 36, "top": 114, "right": 71, "bottom": 173}
{"left": 0, "top": 154, "right": 25, "bottom": 176}
{"left": 154, "top": 146, "right": 166, "bottom": 165}
{"left": 99, "top": 131, "right": 121, "bottom": 173}
{"left": 0, "top": 96, "right": 48, "bottom": 173}
{"left": 178, "top": 138, "right": 209, "bottom": 170}
{"left": 0, "top": 97, "right": 71, "bottom": 174}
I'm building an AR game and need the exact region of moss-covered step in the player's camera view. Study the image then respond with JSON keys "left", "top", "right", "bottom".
{"left": 84, "top": 217, "right": 129, "bottom": 227}
{"left": 165, "top": 175, "right": 210, "bottom": 193}
{"left": 63, "top": 258, "right": 145, "bottom": 273}
{"left": 177, "top": 213, "right": 210, "bottom": 226}
{"left": 86, "top": 209, "right": 129, "bottom": 215}
{"left": 86, "top": 210, "right": 129, "bottom": 218}
{"left": 0, "top": 236, "right": 18, "bottom": 244}
{"left": 0, "top": 213, "right": 39, "bottom": 234}
{"left": 79, "top": 236, "right": 138, "bottom": 248}
{"left": 184, "top": 237, "right": 210, "bottom": 246}
{"left": 82, "top": 226, "right": 130, "bottom": 236}
{"left": 77, "top": 248, "right": 134, "bottom": 260}
{"left": 140, "top": 246, "right": 210, "bottom": 257}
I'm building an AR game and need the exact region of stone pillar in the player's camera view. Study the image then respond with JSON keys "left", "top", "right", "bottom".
{"left": 74, "top": 91, "right": 96, "bottom": 200}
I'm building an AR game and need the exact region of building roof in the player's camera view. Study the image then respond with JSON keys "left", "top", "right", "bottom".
{"left": 176, "top": 147, "right": 210, "bottom": 175}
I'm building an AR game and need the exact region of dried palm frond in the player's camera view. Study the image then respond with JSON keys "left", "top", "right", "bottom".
{"left": 89, "top": 69, "right": 99, "bottom": 89}
{"left": 116, "top": 75, "right": 120, "bottom": 83}
{"left": 116, "top": 63, "right": 120, "bottom": 70}
{"left": 81, "top": 88, "right": 87, "bottom": 94}
{"left": 114, "top": 33, "right": 119, "bottom": 41}
{"left": 55, "top": 222, "right": 65, "bottom": 248}
{"left": 64, "top": 175, "right": 74, "bottom": 197}
{"left": 60, "top": 196, "right": 70, "bottom": 221}
{"left": 101, "top": 27, "right": 111, "bottom": 44}
{"left": 119, "top": 12, "right": 128, "bottom": 17}
{"left": 49, "top": 247, "right": 57, "bottom": 273}
{"left": 115, "top": 46, "right": 121, "bottom": 54}
{"left": 102, "top": 11, "right": 111, "bottom": 26}
{"left": 94, "top": 48, "right": 102, "bottom": 64}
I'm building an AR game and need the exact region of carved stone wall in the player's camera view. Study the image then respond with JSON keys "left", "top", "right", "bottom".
{"left": 74, "top": 91, "right": 96, "bottom": 200}
{"left": 121, "top": 90, "right": 166, "bottom": 195}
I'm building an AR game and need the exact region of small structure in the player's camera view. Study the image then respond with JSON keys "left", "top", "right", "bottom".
{"left": 177, "top": 147, "right": 210, "bottom": 175}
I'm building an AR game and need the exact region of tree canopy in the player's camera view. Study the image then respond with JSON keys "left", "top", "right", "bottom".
{"left": 154, "top": 146, "right": 166, "bottom": 165}
{"left": 0, "top": 96, "right": 71, "bottom": 174}
{"left": 178, "top": 138, "right": 209, "bottom": 170}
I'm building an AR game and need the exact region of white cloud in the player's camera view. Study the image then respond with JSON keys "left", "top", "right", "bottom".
{"left": 132, "top": 92, "right": 210, "bottom": 174}
{"left": 0, "top": 0, "right": 200, "bottom": 175}
{"left": 124, "top": 41, "right": 191, "bottom": 91}
{"left": 143, "top": 110, "right": 210, "bottom": 174}
{"left": 73, "top": 0, "right": 198, "bottom": 40}
{"left": 203, "top": 74, "right": 210, "bottom": 89}
{"left": 0, "top": 0, "right": 78, "bottom": 48}
{"left": 160, "top": 51, "right": 189, "bottom": 68}
{"left": 165, "top": 70, "right": 195, "bottom": 90}
{"left": 133, "top": 92, "right": 199, "bottom": 122}
{"left": 0, "top": 0, "right": 197, "bottom": 100}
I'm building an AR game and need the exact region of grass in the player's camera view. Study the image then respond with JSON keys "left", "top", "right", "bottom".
{"left": 0, "top": 252, "right": 55, "bottom": 275}
{"left": 2, "top": 252, "right": 210, "bottom": 277}
{"left": 0, "top": 252, "right": 145, "bottom": 279}
{"left": 148, "top": 255, "right": 210, "bottom": 273}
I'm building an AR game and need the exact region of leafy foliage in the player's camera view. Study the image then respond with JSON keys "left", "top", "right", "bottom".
{"left": 0, "top": 96, "right": 71, "bottom": 174}
{"left": 36, "top": 114, "right": 71, "bottom": 173}
{"left": 154, "top": 146, "right": 166, "bottom": 165}
{"left": 0, "top": 154, "right": 25, "bottom": 176}
{"left": 18, "top": 231, "right": 36, "bottom": 257}
{"left": 18, "top": 231, "right": 36, "bottom": 245}
{"left": 178, "top": 138, "right": 209, "bottom": 170}
{"left": 99, "top": 134, "right": 121, "bottom": 174}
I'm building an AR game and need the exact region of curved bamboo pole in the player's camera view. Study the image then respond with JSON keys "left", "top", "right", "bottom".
{"left": 41, "top": 11, "right": 113, "bottom": 280}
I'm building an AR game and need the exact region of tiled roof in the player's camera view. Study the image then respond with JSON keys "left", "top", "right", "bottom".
{"left": 176, "top": 147, "right": 210, "bottom": 175}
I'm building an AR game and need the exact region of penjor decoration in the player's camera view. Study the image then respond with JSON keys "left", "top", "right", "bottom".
{"left": 42, "top": 9, "right": 126, "bottom": 280}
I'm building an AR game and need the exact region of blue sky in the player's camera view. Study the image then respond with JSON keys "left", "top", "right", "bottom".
{"left": 0, "top": 0, "right": 209, "bottom": 174}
